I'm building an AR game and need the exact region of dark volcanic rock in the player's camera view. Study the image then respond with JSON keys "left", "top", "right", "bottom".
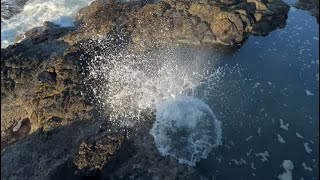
{"left": 37, "top": 71, "right": 57, "bottom": 83}
{"left": 294, "top": 0, "right": 319, "bottom": 23}
{"left": 62, "top": 0, "right": 289, "bottom": 49}
{"left": 1, "top": 120, "right": 105, "bottom": 180}
{"left": 1, "top": 23, "right": 93, "bottom": 148}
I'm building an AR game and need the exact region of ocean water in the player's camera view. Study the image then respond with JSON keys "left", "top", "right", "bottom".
{"left": 1, "top": 0, "right": 93, "bottom": 48}
{"left": 80, "top": 3, "right": 319, "bottom": 180}
{"left": 150, "top": 95, "right": 222, "bottom": 166}
{"left": 194, "top": 7, "right": 319, "bottom": 180}
{"left": 1, "top": 0, "right": 318, "bottom": 179}
{"left": 83, "top": 3, "right": 318, "bottom": 179}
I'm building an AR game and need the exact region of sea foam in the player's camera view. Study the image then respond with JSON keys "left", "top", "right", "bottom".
{"left": 83, "top": 36, "right": 225, "bottom": 166}
{"left": 1, "top": 0, "right": 93, "bottom": 48}
{"left": 150, "top": 95, "right": 222, "bottom": 166}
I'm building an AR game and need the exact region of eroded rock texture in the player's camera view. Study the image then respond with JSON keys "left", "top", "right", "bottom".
{"left": 1, "top": 0, "right": 291, "bottom": 179}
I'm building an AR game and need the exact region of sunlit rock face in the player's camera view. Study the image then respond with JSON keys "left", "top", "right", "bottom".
{"left": 62, "top": 0, "right": 290, "bottom": 49}
{"left": 1, "top": 0, "right": 290, "bottom": 48}
{"left": 150, "top": 96, "right": 222, "bottom": 166}
{"left": 127, "top": 0, "right": 290, "bottom": 49}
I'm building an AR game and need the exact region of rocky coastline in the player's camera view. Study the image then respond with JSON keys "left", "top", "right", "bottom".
{"left": 0, "top": 0, "right": 295, "bottom": 179}
{"left": 294, "top": 0, "right": 319, "bottom": 23}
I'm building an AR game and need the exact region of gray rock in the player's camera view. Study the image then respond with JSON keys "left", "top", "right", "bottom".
{"left": 294, "top": 0, "right": 319, "bottom": 23}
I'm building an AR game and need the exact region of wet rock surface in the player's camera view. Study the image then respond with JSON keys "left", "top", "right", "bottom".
{"left": 126, "top": 0, "right": 289, "bottom": 49}
{"left": 1, "top": 0, "right": 291, "bottom": 179}
{"left": 63, "top": 0, "right": 290, "bottom": 47}
{"left": 294, "top": 0, "right": 319, "bottom": 23}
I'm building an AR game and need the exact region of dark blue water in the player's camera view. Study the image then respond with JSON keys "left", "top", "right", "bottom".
{"left": 196, "top": 6, "right": 319, "bottom": 180}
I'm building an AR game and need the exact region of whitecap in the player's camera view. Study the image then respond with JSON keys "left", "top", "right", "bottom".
{"left": 278, "top": 160, "right": 294, "bottom": 180}
{"left": 255, "top": 151, "right": 270, "bottom": 162}
{"left": 305, "top": 90, "right": 314, "bottom": 96}
{"left": 303, "top": 142, "right": 312, "bottom": 154}
{"left": 296, "top": 132, "right": 303, "bottom": 139}
{"left": 279, "top": 119, "right": 289, "bottom": 130}
{"left": 277, "top": 134, "right": 286, "bottom": 144}
{"left": 301, "top": 162, "right": 312, "bottom": 171}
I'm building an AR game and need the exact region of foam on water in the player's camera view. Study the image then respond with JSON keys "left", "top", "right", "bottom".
{"left": 278, "top": 160, "right": 294, "bottom": 180}
{"left": 150, "top": 95, "right": 222, "bottom": 166}
{"left": 82, "top": 35, "right": 225, "bottom": 166}
{"left": 88, "top": 51, "right": 204, "bottom": 126}
{"left": 1, "top": 0, "right": 94, "bottom": 48}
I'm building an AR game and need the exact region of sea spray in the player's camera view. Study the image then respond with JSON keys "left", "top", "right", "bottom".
{"left": 1, "top": 0, "right": 24, "bottom": 21}
{"left": 1, "top": 0, "right": 94, "bottom": 48}
{"left": 82, "top": 35, "right": 229, "bottom": 165}
{"left": 83, "top": 33, "right": 217, "bottom": 123}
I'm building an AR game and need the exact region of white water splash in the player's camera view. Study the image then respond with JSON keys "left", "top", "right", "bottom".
{"left": 84, "top": 36, "right": 227, "bottom": 166}
{"left": 85, "top": 37, "right": 222, "bottom": 125}
{"left": 150, "top": 95, "right": 222, "bottom": 166}
{"left": 1, "top": 0, "right": 94, "bottom": 48}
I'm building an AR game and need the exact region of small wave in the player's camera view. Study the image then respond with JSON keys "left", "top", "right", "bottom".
{"left": 1, "top": 0, "right": 94, "bottom": 48}
{"left": 150, "top": 95, "right": 222, "bottom": 166}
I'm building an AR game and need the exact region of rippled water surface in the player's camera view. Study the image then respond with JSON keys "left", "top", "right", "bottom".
{"left": 1, "top": 0, "right": 318, "bottom": 179}
{"left": 195, "top": 7, "right": 319, "bottom": 180}
{"left": 81, "top": 4, "right": 318, "bottom": 179}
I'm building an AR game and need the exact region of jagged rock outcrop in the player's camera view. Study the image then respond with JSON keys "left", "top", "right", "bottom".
{"left": 126, "top": 0, "right": 289, "bottom": 49}
{"left": 1, "top": 22, "right": 94, "bottom": 148}
{"left": 63, "top": 0, "right": 290, "bottom": 48}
